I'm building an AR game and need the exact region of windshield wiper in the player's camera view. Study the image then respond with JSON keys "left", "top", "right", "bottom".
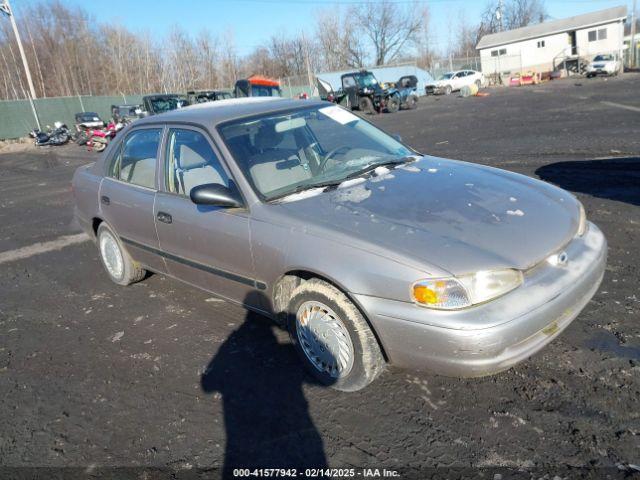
{"left": 341, "top": 156, "right": 414, "bottom": 182}
{"left": 270, "top": 157, "right": 415, "bottom": 203}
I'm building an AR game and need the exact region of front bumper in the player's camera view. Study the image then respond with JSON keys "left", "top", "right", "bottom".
{"left": 425, "top": 85, "right": 444, "bottom": 94}
{"left": 354, "top": 222, "right": 607, "bottom": 377}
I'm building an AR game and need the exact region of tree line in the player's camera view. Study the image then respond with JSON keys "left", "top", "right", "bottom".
{"left": 0, "top": 0, "right": 545, "bottom": 101}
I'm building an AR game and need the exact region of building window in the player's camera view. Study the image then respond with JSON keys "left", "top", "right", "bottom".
{"left": 491, "top": 50, "right": 498, "bottom": 57}
{"left": 537, "top": 40, "right": 545, "bottom": 48}
{"left": 598, "top": 28, "right": 607, "bottom": 40}
{"left": 499, "top": 48, "right": 506, "bottom": 55}
{"left": 588, "top": 30, "right": 597, "bottom": 42}
{"left": 490, "top": 48, "right": 507, "bottom": 57}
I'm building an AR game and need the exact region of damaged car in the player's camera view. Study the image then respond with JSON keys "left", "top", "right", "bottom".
{"left": 73, "top": 98, "right": 607, "bottom": 391}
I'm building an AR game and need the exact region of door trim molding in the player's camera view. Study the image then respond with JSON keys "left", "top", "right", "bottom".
{"left": 121, "top": 236, "right": 267, "bottom": 290}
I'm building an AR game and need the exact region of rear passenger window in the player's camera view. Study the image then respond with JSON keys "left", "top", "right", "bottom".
{"left": 165, "top": 129, "right": 229, "bottom": 196}
{"left": 111, "top": 129, "right": 161, "bottom": 189}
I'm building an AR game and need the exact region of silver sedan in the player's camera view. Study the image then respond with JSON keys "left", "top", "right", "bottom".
{"left": 73, "top": 98, "right": 606, "bottom": 391}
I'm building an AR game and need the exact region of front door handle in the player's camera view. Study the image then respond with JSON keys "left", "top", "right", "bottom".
{"left": 157, "top": 211, "right": 172, "bottom": 224}
{"left": 101, "top": 195, "right": 110, "bottom": 205}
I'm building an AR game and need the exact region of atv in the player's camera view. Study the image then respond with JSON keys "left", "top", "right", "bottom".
{"left": 317, "top": 70, "right": 400, "bottom": 114}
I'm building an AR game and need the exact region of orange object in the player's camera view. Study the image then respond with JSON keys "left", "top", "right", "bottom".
{"left": 247, "top": 75, "right": 280, "bottom": 87}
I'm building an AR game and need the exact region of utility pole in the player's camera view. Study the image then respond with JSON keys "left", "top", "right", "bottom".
{"left": 631, "top": 0, "right": 637, "bottom": 68}
{"left": 0, "top": 0, "right": 37, "bottom": 99}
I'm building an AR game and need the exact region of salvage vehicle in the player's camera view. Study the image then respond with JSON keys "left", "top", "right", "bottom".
{"left": 337, "top": 71, "right": 400, "bottom": 114}
{"left": 142, "top": 94, "right": 190, "bottom": 116}
{"left": 585, "top": 54, "right": 621, "bottom": 77}
{"left": 234, "top": 76, "right": 282, "bottom": 98}
{"left": 111, "top": 104, "right": 142, "bottom": 124}
{"left": 73, "top": 98, "right": 606, "bottom": 391}
{"left": 187, "top": 90, "right": 233, "bottom": 104}
{"left": 425, "top": 70, "right": 484, "bottom": 95}
{"left": 395, "top": 75, "right": 419, "bottom": 109}
{"left": 74, "top": 112, "right": 104, "bottom": 131}
{"left": 30, "top": 122, "right": 70, "bottom": 146}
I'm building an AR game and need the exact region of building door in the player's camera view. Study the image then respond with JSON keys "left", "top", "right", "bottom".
{"left": 568, "top": 31, "right": 577, "bottom": 55}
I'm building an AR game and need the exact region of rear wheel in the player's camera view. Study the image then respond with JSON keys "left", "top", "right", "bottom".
{"left": 358, "top": 96, "right": 374, "bottom": 114}
{"left": 97, "top": 223, "right": 146, "bottom": 286}
{"left": 287, "top": 279, "right": 384, "bottom": 391}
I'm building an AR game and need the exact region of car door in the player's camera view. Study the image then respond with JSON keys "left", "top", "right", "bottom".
{"left": 341, "top": 75, "right": 358, "bottom": 108}
{"left": 99, "top": 126, "right": 167, "bottom": 273}
{"left": 154, "top": 126, "right": 258, "bottom": 305}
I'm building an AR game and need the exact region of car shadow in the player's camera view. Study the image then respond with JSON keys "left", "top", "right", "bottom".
{"left": 200, "top": 292, "right": 331, "bottom": 477}
{"left": 535, "top": 157, "right": 640, "bottom": 207}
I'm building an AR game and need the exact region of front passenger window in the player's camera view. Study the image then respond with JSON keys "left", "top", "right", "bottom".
{"left": 165, "top": 129, "right": 230, "bottom": 196}
{"left": 114, "top": 129, "right": 161, "bottom": 189}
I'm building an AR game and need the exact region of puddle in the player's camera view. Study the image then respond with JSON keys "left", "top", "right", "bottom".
{"left": 585, "top": 330, "right": 640, "bottom": 360}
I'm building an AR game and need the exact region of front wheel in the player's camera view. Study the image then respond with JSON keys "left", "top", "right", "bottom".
{"left": 444, "top": 85, "right": 452, "bottom": 95}
{"left": 97, "top": 223, "right": 146, "bottom": 286}
{"left": 358, "top": 96, "right": 374, "bottom": 115}
{"left": 287, "top": 279, "right": 385, "bottom": 391}
{"left": 386, "top": 95, "right": 400, "bottom": 113}
{"left": 406, "top": 94, "right": 418, "bottom": 109}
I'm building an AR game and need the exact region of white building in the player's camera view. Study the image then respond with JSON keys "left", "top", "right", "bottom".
{"left": 477, "top": 6, "right": 627, "bottom": 76}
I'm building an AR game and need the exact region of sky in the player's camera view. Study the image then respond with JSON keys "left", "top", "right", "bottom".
{"left": 15, "top": 0, "right": 632, "bottom": 57}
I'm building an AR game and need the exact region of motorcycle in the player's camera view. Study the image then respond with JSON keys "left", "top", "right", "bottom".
{"left": 29, "top": 122, "right": 71, "bottom": 147}
{"left": 85, "top": 121, "right": 119, "bottom": 152}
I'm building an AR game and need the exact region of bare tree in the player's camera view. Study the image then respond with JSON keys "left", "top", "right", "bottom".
{"left": 355, "top": 0, "right": 423, "bottom": 66}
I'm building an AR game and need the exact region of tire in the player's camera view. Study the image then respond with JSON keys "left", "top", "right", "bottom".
{"left": 444, "top": 85, "right": 452, "bottom": 95}
{"left": 358, "top": 96, "right": 374, "bottom": 114}
{"left": 93, "top": 137, "right": 108, "bottom": 152}
{"left": 76, "top": 131, "right": 88, "bottom": 145}
{"left": 475, "top": 79, "right": 481, "bottom": 89}
{"left": 287, "top": 278, "right": 384, "bottom": 392}
{"left": 386, "top": 95, "right": 400, "bottom": 113}
{"left": 96, "top": 223, "right": 146, "bottom": 286}
{"left": 406, "top": 94, "right": 418, "bottom": 109}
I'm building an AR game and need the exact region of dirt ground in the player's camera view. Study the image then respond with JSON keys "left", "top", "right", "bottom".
{"left": 0, "top": 74, "right": 639, "bottom": 479}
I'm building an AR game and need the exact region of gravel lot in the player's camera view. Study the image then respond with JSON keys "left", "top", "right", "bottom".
{"left": 1, "top": 74, "right": 639, "bottom": 479}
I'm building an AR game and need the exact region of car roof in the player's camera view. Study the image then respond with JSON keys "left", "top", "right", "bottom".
{"left": 133, "top": 97, "right": 328, "bottom": 129}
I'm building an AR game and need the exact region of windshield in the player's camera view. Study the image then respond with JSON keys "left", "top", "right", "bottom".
{"left": 356, "top": 73, "right": 378, "bottom": 88}
{"left": 219, "top": 105, "right": 413, "bottom": 201}
{"left": 251, "top": 85, "right": 281, "bottom": 97}
{"left": 593, "top": 55, "right": 613, "bottom": 61}
{"left": 79, "top": 113, "right": 100, "bottom": 122}
{"left": 150, "top": 97, "right": 189, "bottom": 113}
{"left": 438, "top": 73, "right": 454, "bottom": 80}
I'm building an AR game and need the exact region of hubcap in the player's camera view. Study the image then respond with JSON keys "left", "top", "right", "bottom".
{"left": 99, "top": 231, "right": 124, "bottom": 280}
{"left": 296, "top": 301, "right": 354, "bottom": 378}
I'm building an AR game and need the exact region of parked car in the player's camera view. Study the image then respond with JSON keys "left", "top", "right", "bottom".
{"left": 142, "top": 94, "right": 190, "bottom": 116}
{"left": 72, "top": 98, "right": 606, "bottom": 391}
{"left": 318, "top": 70, "right": 400, "bottom": 114}
{"left": 74, "top": 112, "right": 104, "bottom": 131}
{"left": 187, "top": 90, "right": 233, "bottom": 104}
{"left": 425, "top": 70, "right": 485, "bottom": 95}
{"left": 234, "top": 76, "right": 282, "bottom": 98}
{"left": 585, "top": 54, "right": 621, "bottom": 77}
{"left": 111, "top": 104, "right": 142, "bottom": 124}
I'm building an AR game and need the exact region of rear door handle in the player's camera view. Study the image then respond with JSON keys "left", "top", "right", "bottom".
{"left": 101, "top": 195, "right": 110, "bottom": 205}
{"left": 157, "top": 211, "right": 172, "bottom": 224}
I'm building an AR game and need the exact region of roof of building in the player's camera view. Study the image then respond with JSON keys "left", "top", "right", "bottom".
{"left": 476, "top": 5, "right": 628, "bottom": 50}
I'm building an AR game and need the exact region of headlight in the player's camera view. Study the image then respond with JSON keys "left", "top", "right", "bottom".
{"left": 412, "top": 269, "right": 523, "bottom": 310}
{"left": 577, "top": 201, "right": 587, "bottom": 236}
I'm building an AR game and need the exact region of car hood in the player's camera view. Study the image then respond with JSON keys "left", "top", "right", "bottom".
{"left": 276, "top": 156, "right": 580, "bottom": 276}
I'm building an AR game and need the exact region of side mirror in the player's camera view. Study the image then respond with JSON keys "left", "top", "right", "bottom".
{"left": 190, "top": 183, "right": 243, "bottom": 208}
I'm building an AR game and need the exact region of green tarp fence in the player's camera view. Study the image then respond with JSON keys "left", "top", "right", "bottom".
{"left": 0, "top": 94, "right": 145, "bottom": 140}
